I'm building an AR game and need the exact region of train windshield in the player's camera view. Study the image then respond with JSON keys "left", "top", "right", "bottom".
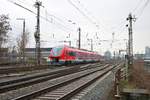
{"left": 51, "top": 47, "right": 63, "bottom": 56}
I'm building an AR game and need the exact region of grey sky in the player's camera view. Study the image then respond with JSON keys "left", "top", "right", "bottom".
{"left": 0, "top": 0, "right": 150, "bottom": 54}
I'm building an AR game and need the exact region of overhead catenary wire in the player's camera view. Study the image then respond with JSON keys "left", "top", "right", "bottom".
{"left": 130, "top": 0, "right": 150, "bottom": 20}
{"left": 109, "top": 0, "right": 149, "bottom": 35}
{"left": 74, "top": 0, "right": 103, "bottom": 29}
{"left": 112, "top": 0, "right": 150, "bottom": 40}
{"left": 24, "top": 0, "right": 35, "bottom": 4}
{"left": 7, "top": 0, "right": 75, "bottom": 34}
{"left": 132, "top": 0, "right": 144, "bottom": 13}
{"left": 136, "top": 0, "right": 150, "bottom": 19}
{"left": 19, "top": 0, "right": 78, "bottom": 32}
{"left": 67, "top": 0, "right": 99, "bottom": 29}
{"left": 16, "top": 0, "right": 35, "bottom": 7}
{"left": 8, "top": 0, "right": 36, "bottom": 15}
{"left": 8, "top": 0, "right": 79, "bottom": 47}
{"left": 67, "top": 0, "right": 105, "bottom": 48}
{"left": 44, "top": 7, "right": 79, "bottom": 28}
{"left": 45, "top": 11, "right": 75, "bottom": 32}
{"left": 108, "top": 0, "right": 145, "bottom": 40}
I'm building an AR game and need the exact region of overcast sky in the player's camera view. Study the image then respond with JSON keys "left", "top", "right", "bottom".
{"left": 0, "top": 0, "right": 150, "bottom": 54}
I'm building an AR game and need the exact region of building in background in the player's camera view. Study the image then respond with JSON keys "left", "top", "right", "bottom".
{"left": 0, "top": 48, "right": 9, "bottom": 63}
{"left": 145, "top": 46, "right": 150, "bottom": 59}
{"left": 25, "top": 48, "right": 52, "bottom": 62}
{"left": 134, "top": 54, "right": 144, "bottom": 60}
{"left": 104, "top": 50, "right": 112, "bottom": 60}
{"left": 1, "top": 48, "right": 52, "bottom": 64}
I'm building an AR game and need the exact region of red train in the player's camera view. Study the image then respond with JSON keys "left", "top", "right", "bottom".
{"left": 49, "top": 45, "right": 101, "bottom": 64}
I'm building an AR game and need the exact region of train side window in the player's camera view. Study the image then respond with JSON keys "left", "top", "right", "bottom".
{"left": 68, "top": 51, "right": 76, "bottom": 56}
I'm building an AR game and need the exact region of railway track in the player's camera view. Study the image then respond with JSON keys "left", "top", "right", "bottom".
{"left": 33, "top": 63, "right": 123, "bottom": 100}
{"left": 0, "top": 65, "right": 52, "bottom": 74}
{"left": 32, "top": 65, "right": 114, "bottom": 100}
{"left": 0, "top": 63, "right": 103, "bottom": 94}
{"left": 0, "top": 63, "right": 123, "bottom": 100}
{"left": 4, "top": 63, "right": 122, "bottom": 100}
{"left": 0, "top": 62, "right": 101, "bottom": 74}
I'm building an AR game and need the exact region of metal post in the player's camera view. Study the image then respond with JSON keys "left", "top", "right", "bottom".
{"left": 114, "top": 69, "right": 121, "bottom": 99}
{"left": 62, "top": 41, "right": 71, "bottom": 47}
{"left": 23, "top": 20, "right": 25, "bottom": 63}
{"left": 78, "top": 27, "right": 81, "bottom": 49}
{"left": 69, "top": 41, "right": 71, "bottom": 47}
{"left": 16, "top": 18, "right": 25, "bottom": 63}
{"left": 91, "top": 39, "right": 93, "bottom": 51}
{"left": 34, "top": 1, "right": 42, "bottom": 65}
{"left": 126, "top": 13, "right": 136, "bottom": 81}
{"left": 88, "top": 39, "right": 93, "bottom": 51}
{"left": 126, "top": 13, "right": 136, "bottom": 67}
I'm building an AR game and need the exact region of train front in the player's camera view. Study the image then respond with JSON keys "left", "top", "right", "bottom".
{"left": 49, "top": 46, "right": 64, "bottom": 64}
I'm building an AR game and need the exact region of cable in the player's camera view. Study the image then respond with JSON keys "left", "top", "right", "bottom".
{"left": 7, "top": 0, "right": 74, "bottom": 33}
{"left": 16, "top": 0, "right": 34, "bottom": 7}
{"left": 137, "top": 0, "right": 150, "bottom": 19}
{"left": 24, "top": 0, "right": 35, "bottom": 4}
{"left": 74, "top": 0, "right": 101, "bottom": 29}
{"left": 67, "top": 0, "right": 98, "bottom": 28}
{"left": 132, "top": 0, "right": 144, "bottom": 13}
{"left": 8, "top": 0, "right": 36, "bottom": 14}
{"left": 112, "top": 20, "right": 127, "bottom": 32}
{"left": 45, "top": 11, "right": 74, "bottom": 32}
{"left": 112, "top": 0, "right": 149, "bottom": 39}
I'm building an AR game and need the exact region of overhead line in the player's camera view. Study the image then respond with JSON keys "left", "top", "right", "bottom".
{"left": 113, "top": 0, "right": 149, "bottom": 35}
{"left": 132, "top": 0, "right": 144, "bottom": 13}
{"left": 8, "top": 0, "right": 36, "bottom": 15}
{"left": 45, "top": 12, "right": 74, "bottom": 32}
{"left": 8, "top": 0, "right": 74, "bottom": 33}
{"left": 137, "top": 0, "right": 150, "bottom": 19}
{"left": 67, "top": 0, "right": 97, "bottom": 27}
{"left": 75, "top": 0, "right": 101, "bottom": 28}
{"left": 16, "top": 0, "right": 34, "bottom": 7}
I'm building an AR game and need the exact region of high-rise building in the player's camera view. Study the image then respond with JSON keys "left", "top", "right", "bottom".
{"left": 104, "top": 50, "right": 111, "bottom": 60}
{"left": 145, "top": 46, "right": 150, "bottom": 58}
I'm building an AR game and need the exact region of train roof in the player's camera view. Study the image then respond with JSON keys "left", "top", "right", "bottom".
{"left": 53, "top": 45, "right": 99, "bottom": 54}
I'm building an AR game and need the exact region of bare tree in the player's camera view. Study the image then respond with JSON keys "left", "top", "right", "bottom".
{"left": 0, "top": 14, "right": 11, "bottom": 62}
{"left": 0, "top": 14, "right": 11, "bottom": 47}
{"left": 16, "top": 30, "right": 29, "bottom": 63}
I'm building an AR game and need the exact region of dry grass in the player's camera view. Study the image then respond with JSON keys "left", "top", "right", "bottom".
{"left": 106, "top": 60, "right": 150, "bottom": 100}
{"left": 131, "top": 60, "right": 150, "bottom": 92}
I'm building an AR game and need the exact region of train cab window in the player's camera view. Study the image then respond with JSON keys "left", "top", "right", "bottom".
{"left": 51, "top": 47, "right": 63, "bottom": 56}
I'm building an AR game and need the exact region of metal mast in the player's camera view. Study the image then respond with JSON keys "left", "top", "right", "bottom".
{"left": 16, "top": 18, "right": 26, "bottom": 63}
{"left": 78, "top": 27, "right": 81, "bottom": 49}
{"left": 126, "top": 13, "right": 136, "bottom": 66}
{"left": 22, "top": 20, "right": 25, "bottom": 63}
{"left": 34, "top": 1, "right": 42, "bottom": 65}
